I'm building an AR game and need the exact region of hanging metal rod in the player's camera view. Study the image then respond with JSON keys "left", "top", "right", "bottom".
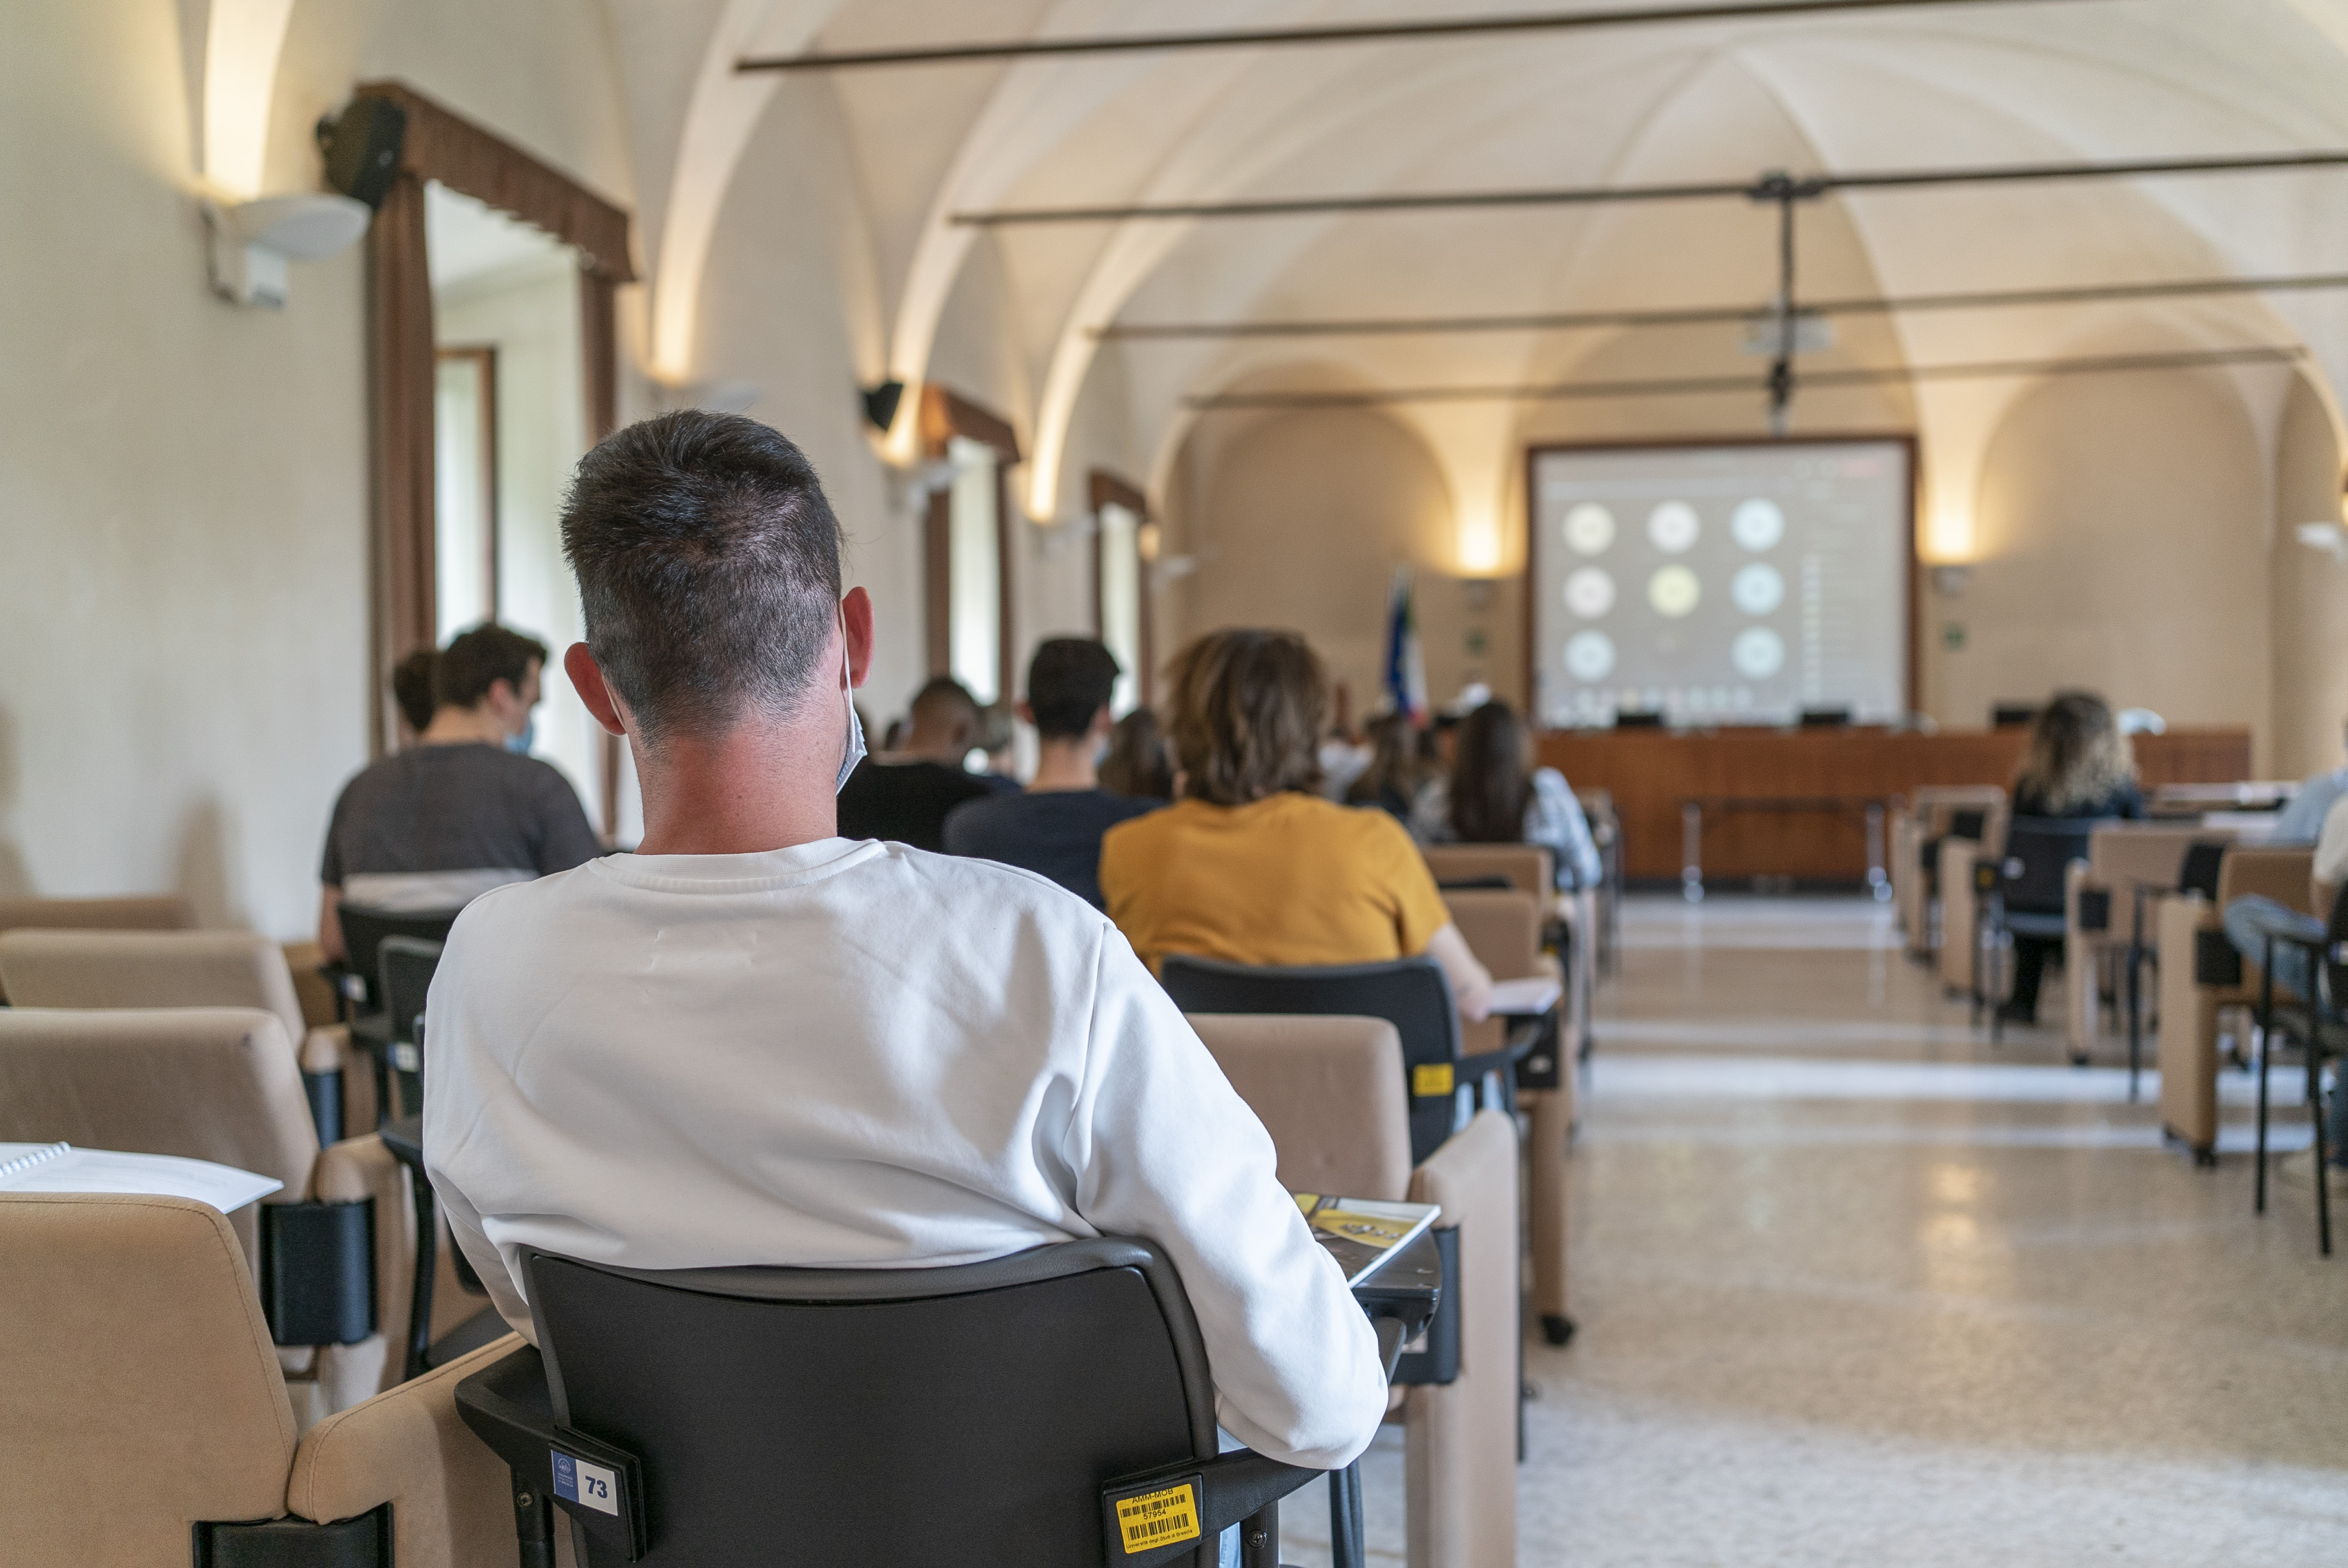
{"left": 1097, "top": 269, "right": 2348, "bottom": 340}
{"left": 1181, "top": 344, "right": 2304, "bottom": 410}
{"left": 953, "top": 148, "right": 2348, "bottom": 226}
{"left": 739, "top": 0, "right": 2102, "bottom": 72}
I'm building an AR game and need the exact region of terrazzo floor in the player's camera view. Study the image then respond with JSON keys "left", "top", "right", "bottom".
{"left": 1280, "top": 894, "right": 2348, "bottom": 1565}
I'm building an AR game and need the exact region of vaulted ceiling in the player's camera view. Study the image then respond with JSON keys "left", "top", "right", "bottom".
{"left": 234, "top": 0, "right": 2348, "bottom": 559}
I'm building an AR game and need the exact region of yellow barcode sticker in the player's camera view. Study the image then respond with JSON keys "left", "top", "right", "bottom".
{"left": 1116, "top": 1483, "right": 1201, "bottom": 1554}
{"left": 1412, "top": 1062, "right": 1455, "bottom": 1097}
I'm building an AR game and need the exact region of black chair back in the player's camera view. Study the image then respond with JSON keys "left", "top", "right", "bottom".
{"left": 1997, "top": 817, "right": 2099, "bottom": 916}
{"left": 523, "top": 1239, "right": 1221, "bottom": 1567}
{"left": 1948, "top": 808, "right": 1988, "bottom": 842}
{"left": 333, "top": 905, "right": 460, "bottom": 1010}
{"left": 1160, "top": 954, "right": 1461, "bottom": 1164}
{"left": 378, "top": 936, "right": 442, "bottom": 1046}
{"left": 2178, "top": 842, "right": 2228, "bottom": 901}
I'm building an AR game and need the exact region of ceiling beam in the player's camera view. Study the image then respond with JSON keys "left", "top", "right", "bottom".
{"left": 952, "top": 149, "right": 2348, "bottom": 226}
{"left": 1181, "top": 344, "right": 2305, "bottom": 409}
{"left": 1096, "top": 270, "right": 2348, "bottom": 340}
{"left": 740, "top": 0, "right": 2103, "bottom": 72}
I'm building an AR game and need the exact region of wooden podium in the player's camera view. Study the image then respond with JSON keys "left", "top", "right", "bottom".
{"left": 1537, "top": 727, "right": 2252, "bottom": 886}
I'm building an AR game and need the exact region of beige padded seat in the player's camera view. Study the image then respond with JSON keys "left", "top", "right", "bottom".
{"left": 0, "top": 894, "right": 194, "bottom": 1002}
{"left": 1441, "top": 886, "right": 1573, "bottom": 1340}
{"left": 1891, "top": 787, "right": 2005, "bottom": 956}
{"left": 0, "top": 927, "right": 370, "bottom": 1135}
{"left": 1192, "top": 1014, "right": 1518, "bottom": 1568}
{"left": 0, "top": 1191, "right": 513, "bottom": 1568}
{"left": 2061, "top": 824, "right": 2217, "bottom": 1062}
{"left": 2158, "top": 845, "right": 2316, "bottom": 1156}
{"left": 0, "top": 1006, "right": 419, "bottom": 1410}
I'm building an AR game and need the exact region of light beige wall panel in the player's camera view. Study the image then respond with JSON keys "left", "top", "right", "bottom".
{"left": 1944, "top": 368, "right": 2270, "bottom": 760}
{"left": 2268, "top": 373, "right": 2348, "bottom": 782}
{"left": 1167, "top": 407, "right": 1468, "bottom": 715}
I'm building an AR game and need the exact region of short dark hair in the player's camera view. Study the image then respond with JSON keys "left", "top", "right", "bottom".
{"left": 1026, "top": 638, "right": 1121, "bottom": 739}
{"left": 1165, "top": 629, "right": 1328, "bottom": 806}
{"left": 561, "top": 411, "right": 844, "bottom": 742}
{"left": 909, "top": 676, "right": 981, "bottom": 735}
{"left": 390, "top": 648, "right": 440, "bottom": 733}
{"left": 435, "top": 625, "right": 548, "bottom": 711}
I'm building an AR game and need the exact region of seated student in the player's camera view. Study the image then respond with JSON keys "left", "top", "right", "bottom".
{"left": 1101, "top": 707, "right": 1175, "bottom": 801}
{"left": 390, "top": 647, "right": 441, "bottom": 739}
{"left": 1346, "top": 711, "right": 1435, "bottom": 822}
{"left": 425, "top": 412, "right": 1385, "bottom": 1483}
{"left": 317, "top": 623, "right": 601, "bottom": 961}
{"left": 975, "top": 699, "right": 1023, "bottom": 795}
{"left": 1412, "top": 698, "right": 1603, "bottom": 891}
{"left": 2222, "top": 793, "right": 2348, "bottom": 1193}
{"left": 943, "top": 639, "right": 1163, "bottom": 909}
{"left": 835, "top": 676, "right": 997, "bottom": 850}
{"left": 1999, "top": 690, "right": 2143, "bottom": 1023}
{"left": 1100, "top": 629, "right": 1494, "bottom": 1018}
{"left": 2269, "top": 716, "right": 2348, "bottom": 843}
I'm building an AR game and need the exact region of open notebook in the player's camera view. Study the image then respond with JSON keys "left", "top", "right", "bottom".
{"left": 1293, "top": 1193, "right": 1440, "bottom": 1286}
{"left": 0, "top": 1142, "right": 282, "bottom": 1213}
{"left": 1485, "top": 976, "right": 1562, "bottom": 1017}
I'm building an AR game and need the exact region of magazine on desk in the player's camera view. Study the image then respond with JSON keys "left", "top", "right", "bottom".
{"left": 0, "top": 1142, "right": 282, "bottom": 1213}
{"left": 1293, "top": 1193, "right": 1440, "bottom": 1286}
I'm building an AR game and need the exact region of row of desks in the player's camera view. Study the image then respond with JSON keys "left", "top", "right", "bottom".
{"left": 1539, "top": 726, "right": 2254, "bottom": 884}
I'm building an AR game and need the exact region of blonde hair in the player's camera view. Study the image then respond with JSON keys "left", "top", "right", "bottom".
{"left": 2015, "top": 690, "right": 2136, "bottom": 813}
{"left": 1164, "top": 630, "right": 1329, "bottom": 806}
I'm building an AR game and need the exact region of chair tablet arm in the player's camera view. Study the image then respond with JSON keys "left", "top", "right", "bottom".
{"left": 1455, "top": 1026, "right": 1538, "bottom": 1085}
{"left": 1101, "top": 1449, "right": 1322, "bottom": 1568}
{"left": 457, "top": 1344, "right": 650, "bottom": 1564}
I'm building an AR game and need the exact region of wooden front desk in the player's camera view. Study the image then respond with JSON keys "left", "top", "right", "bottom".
{"left": 1537, "top": 727, "right": 2252, "bottom": 884}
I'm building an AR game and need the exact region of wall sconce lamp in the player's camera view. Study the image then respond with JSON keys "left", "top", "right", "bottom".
{"left": 861, "top": 380, "right": 906, "bottom": 434}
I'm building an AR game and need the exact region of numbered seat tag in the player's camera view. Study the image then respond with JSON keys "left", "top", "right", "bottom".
{"left": 553, "top": 1450, "right": 619, "bottom": 1516}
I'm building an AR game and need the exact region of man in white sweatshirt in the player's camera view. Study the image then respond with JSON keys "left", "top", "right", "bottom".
{"left": 423, "top": 410, "right": 1387, "bottom": 1484}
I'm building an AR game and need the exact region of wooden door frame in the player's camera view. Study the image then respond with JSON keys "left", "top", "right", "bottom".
{"left": 1087, "top": 469, "right": 1155, "bottom": 708}
{"left": 919, "top": 384, "right": 1022, "bottom": 702}
{"left": 357, "top": 80, "right": 635, "bottom": 832}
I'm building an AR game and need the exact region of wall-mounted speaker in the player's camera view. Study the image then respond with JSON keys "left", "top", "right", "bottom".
{"left": 315, "top": 97, "right": 408, "bottom": 212}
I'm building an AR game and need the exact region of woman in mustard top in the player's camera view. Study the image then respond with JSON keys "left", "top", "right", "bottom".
{"left": 1100, "top": 629, "right": 1492, "bottom": 1018}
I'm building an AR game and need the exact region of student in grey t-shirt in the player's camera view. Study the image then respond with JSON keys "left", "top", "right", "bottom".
{"left": 318, "top": 625, "right": 601, "bottom": 960}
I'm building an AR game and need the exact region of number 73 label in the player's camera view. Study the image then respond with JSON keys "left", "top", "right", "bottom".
{"left": 553, "top": 1450, "right": 619, "bottom": 1515}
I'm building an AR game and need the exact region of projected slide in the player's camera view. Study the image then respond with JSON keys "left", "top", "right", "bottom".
{"left": 1529, "top": 440, "right": 1911, "bottom": 728}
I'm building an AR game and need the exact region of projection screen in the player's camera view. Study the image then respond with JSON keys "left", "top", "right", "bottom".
{"left": 1527, "top": 439, "right": 1913, "bottom": 729}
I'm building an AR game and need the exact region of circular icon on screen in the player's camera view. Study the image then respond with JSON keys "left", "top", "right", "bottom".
{"left": 1563, "top": 567, "right": 1615, "bottom": 618}
{"left": 1731, "top": 626, "right": 1786, "bottom": 679}
{"left": 1647, "top": 564, "right": 1701, "bottom": 617}
{"left": 1731, "top": 562, "right": 1785, "bottom": 616}
{"left": 1563, "top": 502, "right": 1616, "bottom": 555}
{"left": 1731, "top": 498, "right": 1785, "bottom": 551}
{"left": 1647, "top": 502, "right": 1700, "bottom": 554}
{"left": 1564, "top": 630, "right": 1616, "bottom": 682}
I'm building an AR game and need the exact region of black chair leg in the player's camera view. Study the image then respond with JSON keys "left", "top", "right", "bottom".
{"left": 1239, "top": 1502, "right": 1280, "bottom": 1568}
{"left": 2311, "top": 1048, "right": 2331, "bottom": 1257}
{"left": 405, "top": 1164, "right": 440, "bottom": 1383}
{"left": 1326, "top": 1462, "right": 1365, "bottom": 1568}
{"left": 2256, "top": 946, "right": 2275, "bottom": 1216}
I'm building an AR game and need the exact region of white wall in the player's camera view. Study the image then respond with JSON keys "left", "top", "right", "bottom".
{"left": 0, "top": 0, "right": 369, "bottom": 929}
{"left": 0, "top": 0, "right": 635, "bottom": 934}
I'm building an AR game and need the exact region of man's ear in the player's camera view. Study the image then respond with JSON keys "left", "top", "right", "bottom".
{"left": 1090, "top": 704, "right": 1115, "bottom": 739}
{"left": 1016, "top": 700, "right": 1037, "bottom": 727}
{"left": 566, "top": 643, "right": 629, "bottom": 737}
{"left": 841, "top": 586, "right": 875, "bottom": 688}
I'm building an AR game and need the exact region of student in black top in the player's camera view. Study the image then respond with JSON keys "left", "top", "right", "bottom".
{"left": 2000, "top": 690, "right": 2144, "bottom": 1023}
{"left": 836, "top": 676, "right": 997, "bottom": 850}
{"left": 943, "top": 639, "right": 1163, "bottom": 908}
{"left": 318, "top": 625, "right": 603, "bottom": 960}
